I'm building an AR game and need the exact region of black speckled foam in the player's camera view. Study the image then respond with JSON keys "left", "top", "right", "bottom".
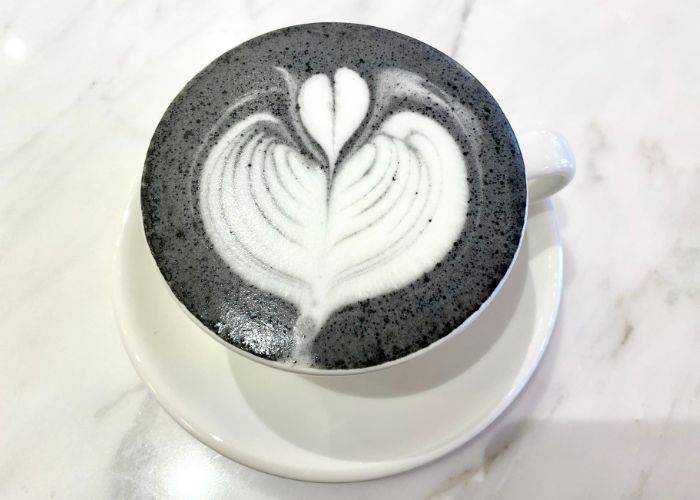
{"left": 141, "top": 23, "right": 526, "bottom": 369}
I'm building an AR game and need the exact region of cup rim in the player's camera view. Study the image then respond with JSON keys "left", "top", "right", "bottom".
{"left": 140, "top": 21, "right": 530, "bottom": 376}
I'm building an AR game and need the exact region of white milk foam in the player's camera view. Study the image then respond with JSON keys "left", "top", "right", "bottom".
{"left": 199, "top": 68, "right": 468, "bottom": 357}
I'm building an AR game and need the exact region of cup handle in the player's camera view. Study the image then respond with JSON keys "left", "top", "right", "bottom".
{"left": 520, "top": 130, "right": 575, "bottom": 201}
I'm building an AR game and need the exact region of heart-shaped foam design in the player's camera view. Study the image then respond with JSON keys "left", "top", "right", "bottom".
{"left": 199, "top": 68, "right": 468, "bottom": 356}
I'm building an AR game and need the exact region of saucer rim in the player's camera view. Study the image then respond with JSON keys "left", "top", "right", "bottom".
{"left": 112, "top": 195, "right": 562, "bottom": 482}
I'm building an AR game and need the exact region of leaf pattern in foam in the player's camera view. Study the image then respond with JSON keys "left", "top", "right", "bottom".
{"left": 199, "top": 68, "right": 468, "bottom": 357}
{"left": 297, "top": 67, "right": 370, "bottom": 169}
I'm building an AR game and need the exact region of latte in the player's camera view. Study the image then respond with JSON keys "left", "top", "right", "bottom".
{"left": 142, "top": 23, "right": 526, "bottom": 369}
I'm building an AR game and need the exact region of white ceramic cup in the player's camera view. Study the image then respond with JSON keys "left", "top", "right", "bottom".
{"left": 520, "top": 130, "right": 575, "bottom": 202}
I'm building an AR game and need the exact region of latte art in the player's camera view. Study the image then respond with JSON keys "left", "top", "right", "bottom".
{"left": 199, "top": 68, "right": 468, "bottom": 357}
{"left": 142, "top": 23, "right": 526, "bottom": 369}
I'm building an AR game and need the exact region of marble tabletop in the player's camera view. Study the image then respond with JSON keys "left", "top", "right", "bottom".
{"left": 2, "top": 0, "right": 699, "bottom": 498}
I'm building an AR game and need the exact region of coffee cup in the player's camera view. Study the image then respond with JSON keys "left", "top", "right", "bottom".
{"left": 141, "top": 23, "right": 574, "bottom": 374}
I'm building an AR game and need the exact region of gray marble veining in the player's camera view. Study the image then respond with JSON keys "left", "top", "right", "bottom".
{"left": 1, "top": 0, "right": 699, "bottom": 498}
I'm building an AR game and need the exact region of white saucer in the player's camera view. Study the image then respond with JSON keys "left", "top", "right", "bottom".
{"left": 112, "top": 193, "right": 562, "bottom": 483}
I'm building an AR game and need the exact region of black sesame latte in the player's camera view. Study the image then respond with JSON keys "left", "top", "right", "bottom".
{"left": 141, "top": 23, "right": 526, "bottom": 370}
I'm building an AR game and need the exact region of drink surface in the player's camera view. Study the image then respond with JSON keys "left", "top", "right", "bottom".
{"left": 142, "top": 23, "right": 526, "bottom": 369}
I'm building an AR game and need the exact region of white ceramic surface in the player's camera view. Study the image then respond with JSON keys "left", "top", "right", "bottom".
{"left": 114, "top": 188, "right": 562, "bottom": 482}
{"left": 3, "top": 0, "right": 700, "bottom": 498}
{"left": 520, "top": 131, "right": 575, "bottom": 201}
